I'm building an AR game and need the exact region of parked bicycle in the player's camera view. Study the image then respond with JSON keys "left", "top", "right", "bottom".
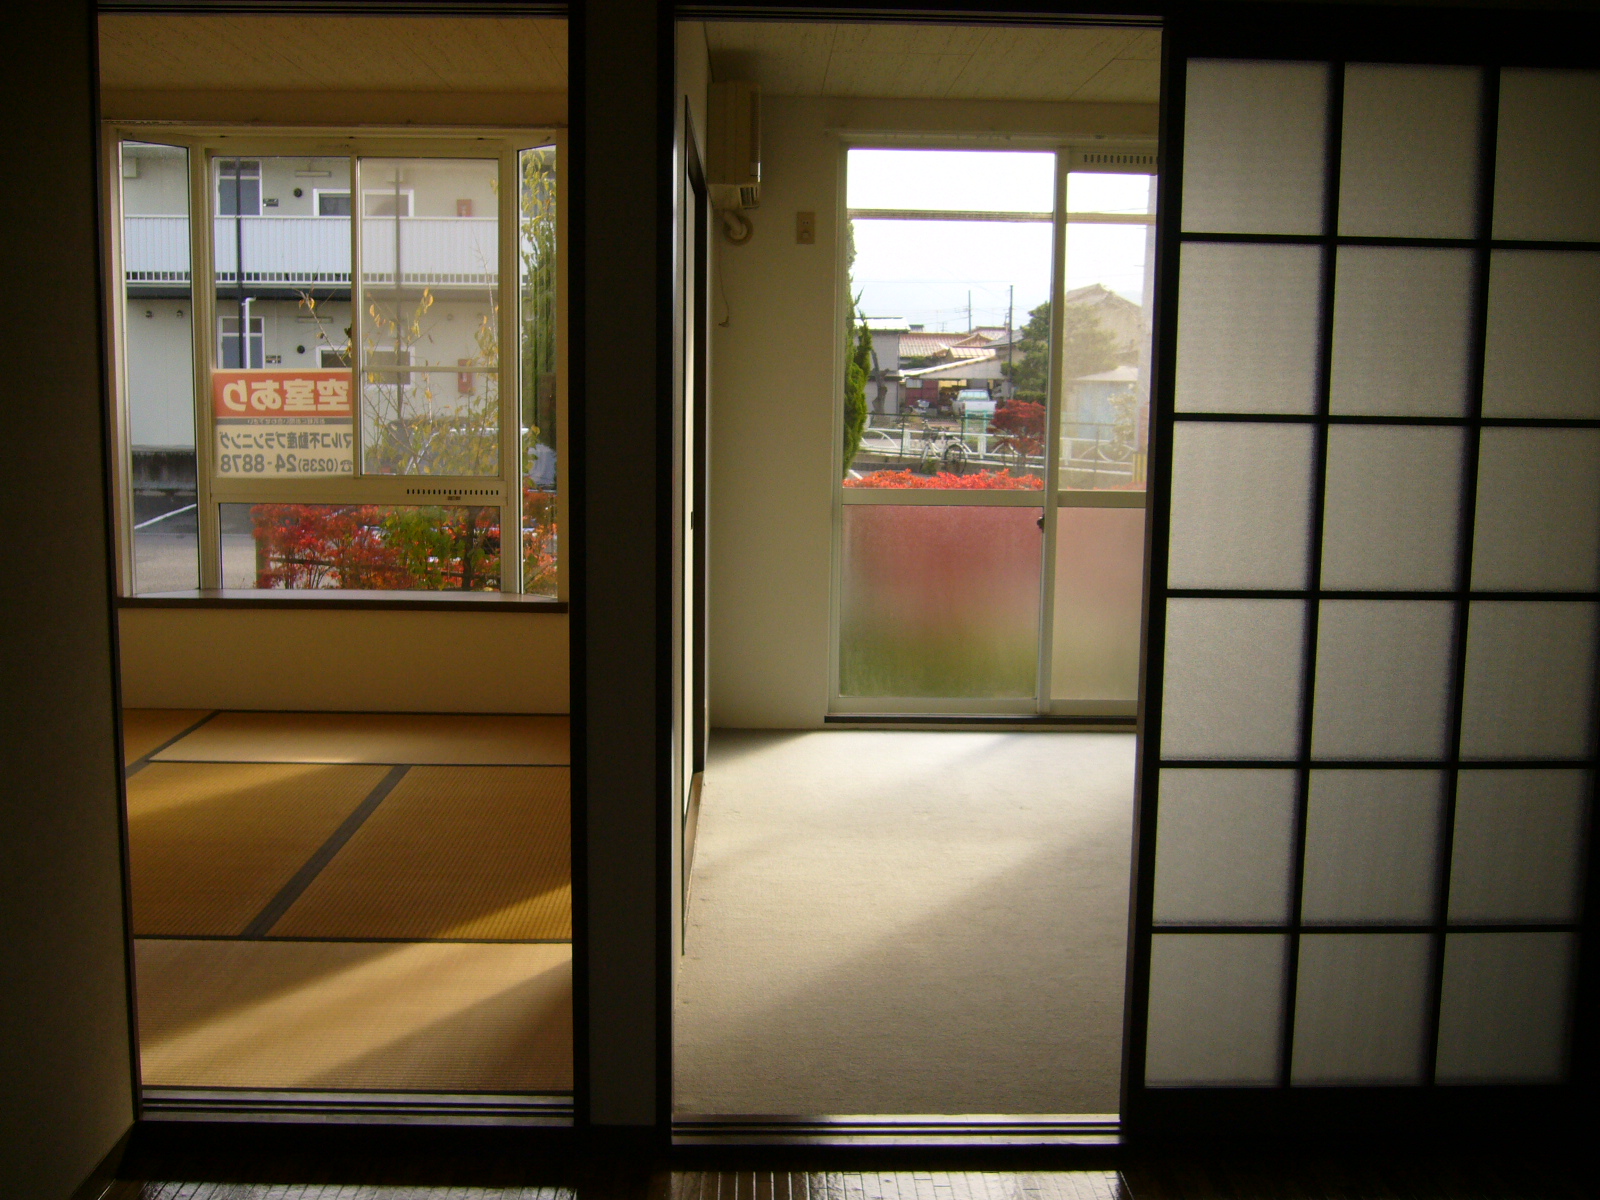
{"left": 918, "top": 423, "right": 969, "bottom": 475}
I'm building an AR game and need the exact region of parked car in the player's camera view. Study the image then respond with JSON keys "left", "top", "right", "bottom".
{"left": 952, "top": 388, "right": 996, "bottom": 419}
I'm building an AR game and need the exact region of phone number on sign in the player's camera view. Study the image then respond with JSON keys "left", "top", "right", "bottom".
{"left": 217, "top": 453, "right": 354, "bottom": 475}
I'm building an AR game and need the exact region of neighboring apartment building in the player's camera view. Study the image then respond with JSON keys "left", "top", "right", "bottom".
{"left": 121, "top": 146, "right": 546, "bottom": 493}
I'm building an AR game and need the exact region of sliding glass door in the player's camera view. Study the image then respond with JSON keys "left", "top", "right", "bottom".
{"left": 834, "top": 146, "right": 1156, "bottom": 717}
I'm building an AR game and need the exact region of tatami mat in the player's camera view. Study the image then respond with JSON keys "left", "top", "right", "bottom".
{"left": 123, "top": 709, "right": 214, "bottom": 766}
{"left": 153, "top": 711, "right": 569, "bottom": 766}
{"left": 271, "top": 766, "right": 571, "bottom": 941}
{"left": 128, "top": 762, "right": 391, "bottom": 936}
{"left": 136, "top": 938, "right": 572, "bottom": 1092}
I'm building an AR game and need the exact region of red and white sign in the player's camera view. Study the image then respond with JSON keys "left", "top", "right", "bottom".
{"left": 211, "top": 369, "right": 355, "bottom": 478}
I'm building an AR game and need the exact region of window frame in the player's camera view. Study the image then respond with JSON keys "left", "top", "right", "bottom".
{"left": 829, "top": 136, "right": 1157, "bottom": 717}
{"left": 105, "top": 126, "right": 568, "bottom": 601}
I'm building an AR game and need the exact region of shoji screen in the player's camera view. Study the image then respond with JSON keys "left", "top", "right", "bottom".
{"left": 1134, "top": 45, "right": 1599, "bottom": 1116}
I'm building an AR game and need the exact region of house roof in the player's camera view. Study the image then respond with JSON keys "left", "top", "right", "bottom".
{"left": 898, "top": 332, "right": 970, "bottom": 358}
{"left": 902, "top": 352, "right": 1006, "bottom": 381}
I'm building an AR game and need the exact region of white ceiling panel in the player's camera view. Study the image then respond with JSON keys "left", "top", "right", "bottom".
{"left": 703, "top": 21, "right": 1162, "bottom": 105}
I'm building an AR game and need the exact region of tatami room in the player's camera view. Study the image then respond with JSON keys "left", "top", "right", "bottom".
{"left": 100, "top": 13, "right": 573, "bottom": 1116}
{"left": 672, "top": 17, "right": 1160, "bottom": 1124}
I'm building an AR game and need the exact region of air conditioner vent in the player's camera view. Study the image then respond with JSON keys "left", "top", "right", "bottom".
{"left": 402, "top": 486, "right": 501, "bottom": 499}
{"left": 1069, "top": 147, "right": 1159, "bottom": 173}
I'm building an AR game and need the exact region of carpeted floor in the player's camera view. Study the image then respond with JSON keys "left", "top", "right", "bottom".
{"left": 674, "top": 730, "right": 1135, "bottom": 1117}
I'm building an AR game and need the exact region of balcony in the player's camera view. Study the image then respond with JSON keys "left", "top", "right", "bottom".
{"left": 124, "top": 215, "right": 500, "bottom": 289}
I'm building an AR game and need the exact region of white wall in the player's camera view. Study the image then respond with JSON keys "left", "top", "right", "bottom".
{"left": 706, "top": 96, "right": 1158, "bottom": 729}
{"left": 119, "top": 607, "right": 569, "bottom": 712}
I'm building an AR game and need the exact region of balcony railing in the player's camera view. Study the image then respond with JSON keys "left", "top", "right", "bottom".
{"left": 123, "top": 215, "right": 500, "bottom": 288}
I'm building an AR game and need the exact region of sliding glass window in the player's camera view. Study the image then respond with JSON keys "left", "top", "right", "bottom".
{"left": 107, "top": 132, "right": 564, "bottom": 597}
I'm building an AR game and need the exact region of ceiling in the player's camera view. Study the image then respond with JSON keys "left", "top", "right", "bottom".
{"left": 98, "top": 16, "right": 567, "bottom": 93}
{"left": 701, "top": 21, "right": 1161, "bottom": 105}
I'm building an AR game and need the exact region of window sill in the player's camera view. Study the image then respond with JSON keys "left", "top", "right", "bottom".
{"left": 118, "top": 590, "right": 567, "bottom": 613}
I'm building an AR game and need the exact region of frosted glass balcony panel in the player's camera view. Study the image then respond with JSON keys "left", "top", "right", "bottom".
{"left": 1161, "top": 599, "right": 1305, "bottom": 759}
{"left": 1328, "top": 247, "right": 1474, "bottom": 418}
{"left": 1449, "top": 770, "right": 1588, "bottom": 924}
{"left": 1471, "top": 428, "right": 1600, "bottom": 592}
{"left": 1494, "top": 69, "right": 1600, "bottom": 242}
{"left": 1436, "top": 932, "right": 1575, "bottom": 1083}
{"left": 1320, "top": 426, "right": 1464, "bottom": 591}
{"left": 1182, "top": 59, "right": 1329, "bottom": 235}
{"left": 1339, "top": 64, "right": 1480, "bottom": 239}
{"left": 1175, "top": 243, "right": 1323, "bottom": 415}
{"left": 1051, "top": 506, "right": 1144, "bottom": 706}
{"left": 1482, "top": 251, "right": 1600, "bottom": 419}
{"left": 838, "top": 505, "right": 1041, "bottom": 699}
{"left": 1153, "top": 769, "right": 1296, "bottom": 925}
{"left": 1290, "top": 933, "right": 1432, "bottom": 1085}
{"left": 1168, "top": 422, "right": 1313, "bottom": 590}
{"left": 1301, "top": 770, "right": 1443, "bottom": 925}
{"left": 1146, "top": 933, "right": 1287, "bottom": 1086}
{"left": 1459, "top": 602, "right": 1598, "bottom": 759}
{"left": 1311, "top": 601, "right": 1456, "bottom": 760}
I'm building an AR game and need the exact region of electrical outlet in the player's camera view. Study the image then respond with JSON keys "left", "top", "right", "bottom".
{"left": 796, "top": 211, "right": 816, "bottom": 245}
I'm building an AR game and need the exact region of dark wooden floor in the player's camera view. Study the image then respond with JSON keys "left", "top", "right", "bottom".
{"left": 105, "top": 1131, "right": 1596, "bottom": 1200}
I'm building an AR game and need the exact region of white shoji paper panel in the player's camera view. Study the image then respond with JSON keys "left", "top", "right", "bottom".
{"left": 1436, "top": 932, "right": 1575, "bottom": 1083}
{"left": 1175, "top": 243, "right": 1323, "bottom": 415}
{"left": 1169, "top": 422, "right": 1314, "bottom": 589}
{"left": 1472, "top": 427, "right": 1600, "bottom": 592}
{"left": 1154, "top": 769, "right": 1297, "bottom": 924}
{"left": 1311, "top": 601, "right": 1456, "bottom": 759}
{"left": 1339, "top": 65, "right": 1480, "bottom": 239}
{"left": 1290, "top": 933, "right": 1432, "bottom": 1085}
{"left": 1494, "top": 68, "right": 1600, "bottom": 242}
{"left": 1146, "top": 933, "right": 1288, "bottom": 1086}
{"left": 1328, "top": 246, "right": 1474, "bottom": 418}
{"left": 1162, "top": 599, "right": 1305, "bottom": 759}
{"left": 1449, "top": 770, "right": 1589, "bottom": 924}
{"left": 1301, "top": 770, "right": 1443, "bottom": 925}
{"left": 1459, "top": 602, "right": 1598, "bottom": 759}
{"left": 1321, "top": 426, "right": 1465, "bottom": 591}
{"left": 1183, "top": 59, "right": 1330, "bottom": 235}
{"left": 1482, "top": 251, "right": 1600, "bottom": 420}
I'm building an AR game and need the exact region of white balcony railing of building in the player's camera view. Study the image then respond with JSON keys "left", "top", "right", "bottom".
{"left": 123, "top": 215, "right": 500, "bottom": 288}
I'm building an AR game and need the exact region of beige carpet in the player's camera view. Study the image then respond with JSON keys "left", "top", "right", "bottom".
{"left": 136, "top": 938, "right": 572, "bottom": 1091}
{"left": 123, "top": 709, "right": 213, "bottom": 765}
{"left": 271, "top": 766, "right": 572, "bottom": 941}
{"left": 154, "top": 711, "right": 569, "bottom": 766}
{"left": 674, "top": 730, "right": 1134, "bottom": 1117}
{"left": 128, "top": 762, "right": 391, "bottom": 936}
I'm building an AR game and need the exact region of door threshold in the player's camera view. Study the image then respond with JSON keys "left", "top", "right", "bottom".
{"left": 672, "top": 1113, "right": 1120, "bottom": 1146}
{"left": 824, "top": 714, "right": 1134, "bottom": 730}
{"left": 142, "top": 1087, "right": 573, "bottom": 1126}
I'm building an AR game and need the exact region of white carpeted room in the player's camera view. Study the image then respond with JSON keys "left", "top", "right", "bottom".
{"left": 673, "top": 18, "right": 1159, "bottom": 1122}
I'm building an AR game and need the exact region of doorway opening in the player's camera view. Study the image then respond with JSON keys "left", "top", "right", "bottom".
{"left": 672, "top": 16, "right": 1159, "bottom": 1130}
{"left": 100, "top": 11, "right": 574, "bottom": 1120}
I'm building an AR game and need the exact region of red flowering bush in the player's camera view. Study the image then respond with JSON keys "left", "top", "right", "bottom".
{"left": 844, "top": 469, "right": 1044, "bottom": 490}
{"left": 989, "top": 400, "right": 1047, "bottom": 459}
{"left": 251, "top": 503, "right": 500, "bottom": 591}
{"left": 523, "top": 488, "right": 559, "bottom": 595}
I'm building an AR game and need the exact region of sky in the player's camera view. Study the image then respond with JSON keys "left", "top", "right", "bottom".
{"left": 846, "top": 149, "right": 1157, "bottom": 333}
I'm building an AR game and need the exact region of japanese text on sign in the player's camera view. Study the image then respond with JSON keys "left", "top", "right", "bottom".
{"left": 212, "top": 369, "right": 354, "bottom": 478}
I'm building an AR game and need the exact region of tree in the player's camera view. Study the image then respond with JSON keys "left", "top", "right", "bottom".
{"left": 842, "top": 299, "right": 872, "bottom": 473}
{"left": 1003, "top": 299, "right": 1119, "bottom": 395}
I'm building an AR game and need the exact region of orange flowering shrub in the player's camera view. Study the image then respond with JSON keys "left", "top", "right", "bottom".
{"left": 844, "top": 469, "right": 1044, "bottom": 490}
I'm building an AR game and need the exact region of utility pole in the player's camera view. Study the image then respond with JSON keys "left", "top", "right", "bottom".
{"left": 1006, "top": 284, "right": 1014, "bottom": 398}
{"left": 967, "top": 290, "right": 972, "bottom": 333}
